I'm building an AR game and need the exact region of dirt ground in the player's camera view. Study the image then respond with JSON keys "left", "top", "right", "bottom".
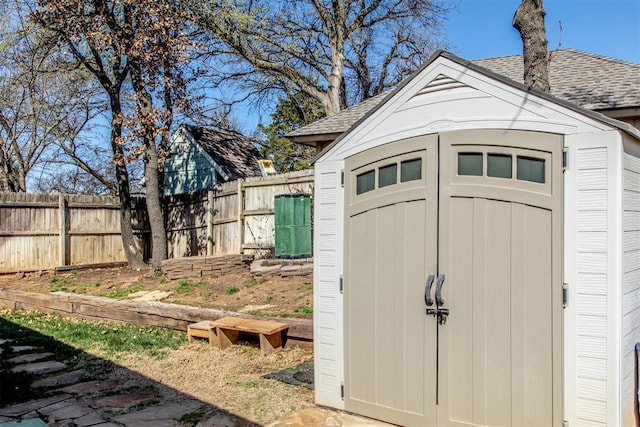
{"left": 0, "top": 266, "right": 313, "bottom": 319}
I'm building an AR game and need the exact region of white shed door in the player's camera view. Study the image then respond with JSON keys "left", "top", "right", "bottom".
{"left": 344, "top": 130, "right": 563, "bottom": 426}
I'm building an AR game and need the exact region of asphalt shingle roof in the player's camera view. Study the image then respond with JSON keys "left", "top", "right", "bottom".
{"left": 287, "top": 49, "right": 640, "bottom": 140}
{"left": 474, "top": 49, "right": 640, "bottom": 110}
{"left": 286, "top": 92, "right": 390, "bottom": 139}
{"left": 183, "top": 125, "right": 263, "bottom": 180}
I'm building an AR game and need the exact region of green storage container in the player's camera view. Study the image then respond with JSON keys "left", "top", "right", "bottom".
{"left": 274, "top": 194, "right": 312, "bottom": 258}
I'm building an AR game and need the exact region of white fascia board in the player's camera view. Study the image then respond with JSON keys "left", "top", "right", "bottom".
{"left": 319, "top": 57, "right": 620, "bottom": 164}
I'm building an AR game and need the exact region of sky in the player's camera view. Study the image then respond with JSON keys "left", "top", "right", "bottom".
{"left": 444, "top": 0, "right": 640, "bottom": 63}
{"left": 236, "top": 0, "right": 640, "bottom": 132}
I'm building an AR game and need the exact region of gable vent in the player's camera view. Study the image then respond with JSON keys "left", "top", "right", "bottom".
{"left": 414, "top": 74, "right": 468, "bottom": 97}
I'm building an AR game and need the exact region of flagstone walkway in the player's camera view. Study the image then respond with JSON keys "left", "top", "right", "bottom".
{"left": 0, "top": 338, "right": 254, "bottom": 426}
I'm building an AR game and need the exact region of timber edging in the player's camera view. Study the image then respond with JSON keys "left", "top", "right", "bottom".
{"left": 0, "top": 289, "right": 313, "bottom": 344}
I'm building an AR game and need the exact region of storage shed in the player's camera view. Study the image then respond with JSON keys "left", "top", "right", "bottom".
{"left": 163, "top": 124, "right": 266, "bottom": 195}
{"left": 306, "top": 50, "right": 640, "bottom": 426}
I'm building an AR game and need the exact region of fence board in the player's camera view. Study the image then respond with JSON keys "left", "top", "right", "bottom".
{"left": 0, "top": 169, "right": 314, "bottom": 272}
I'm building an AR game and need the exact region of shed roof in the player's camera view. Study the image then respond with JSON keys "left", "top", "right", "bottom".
{"left": 181, "top": 124, "right": 263, "bottom": 180}
{"left": 287, "top": 49, "right": 640, "bottom": 141}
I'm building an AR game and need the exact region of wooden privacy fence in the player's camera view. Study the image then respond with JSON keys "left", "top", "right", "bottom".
{"left": 166, "top": 169, "right": 314, "bottom": 258}
{"left": 0, "top": 192, "right": 147, "bottom": 273}
{"left": 0, "top": 169, "right": 313, "bottom": 273}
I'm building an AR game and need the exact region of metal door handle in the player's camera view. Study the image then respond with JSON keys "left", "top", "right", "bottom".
{"left": 435, "top": 274, "right": 446, "bottom": 306}
{"left": 425, "top": 275, "right": 435, "bottom": 307}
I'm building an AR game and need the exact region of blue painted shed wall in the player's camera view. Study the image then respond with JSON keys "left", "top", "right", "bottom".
{"left": 164, "top": 136, "right": 217, "bottom": 195}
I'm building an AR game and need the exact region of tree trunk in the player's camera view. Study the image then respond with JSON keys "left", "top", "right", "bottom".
{"left": 130, "top": 65, "right": 168, "bottom": 269}
{"left": 513, "top": 0, "right": 550, "bottom": 92}
{"left": 143, "top": 143, "right": 168, "bottom": 269}
{"left": 110, "top": 96, "right": 146, "bottom": 268}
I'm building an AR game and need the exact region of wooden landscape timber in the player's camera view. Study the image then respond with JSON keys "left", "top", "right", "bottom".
{"left": 0, "top": 289, "right": 313, "bottom": 345}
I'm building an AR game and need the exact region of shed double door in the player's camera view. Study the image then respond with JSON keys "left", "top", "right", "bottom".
{"left": 344, "top": 130, "right": 563, "bottom": 426}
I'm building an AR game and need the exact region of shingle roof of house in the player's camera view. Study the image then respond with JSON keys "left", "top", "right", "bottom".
{"left": 286, "top": 92, "right": 390, "bottom": 140}
{"left": 287, "top": 49, "right": 640, "bottom": 140}
{"left": 183, "top": 125, "right": 263, "bottom": 180}
{"left": 474, "top": 49, "right": 640, "bottom": 110}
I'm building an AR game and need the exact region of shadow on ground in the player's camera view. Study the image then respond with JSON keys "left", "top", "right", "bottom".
{"left": 0, "top": 316, "right": 257, "bottom": 426}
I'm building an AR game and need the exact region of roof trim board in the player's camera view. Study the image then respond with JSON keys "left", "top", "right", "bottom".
{"left": 313, "top": 50, "right": 640, "bottom": 164}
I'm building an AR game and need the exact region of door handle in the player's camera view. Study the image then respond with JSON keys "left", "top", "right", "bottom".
{"left": 435, "top": 274, "right": 446, "bottom": 306}
{"left": 424, "top": 275, "right": 435, "bottom": 307}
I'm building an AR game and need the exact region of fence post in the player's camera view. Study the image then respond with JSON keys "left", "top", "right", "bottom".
{"left": 207, "top": 190, "right": 214, "bottom": 256}
{"left": 237, "top": 179, "right": 244, "bottom": 254}
{"left": 58, "top": 194, "right": 67, "bottom": 266}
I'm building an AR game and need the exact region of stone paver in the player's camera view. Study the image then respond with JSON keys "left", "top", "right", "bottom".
{"left": 0, "top": 419, "right": 49, "bottom": 427}
{"left": 11, "top": 360, "right": 67, "bottom": 375}
{"left": 73, "top": 411, "right": 108, "bottom": 427}
{"left": 113, "top": 401, "right": 201, "bottom": 426}
{"left": 93, "top": 389, "right": 156, "bottom": 409}
{"left": 6, "top": 352, "right": 53, "bottom": 364}
{"left": 266, "top": 407, "right": 395, "bottom": 427}
{"left": 39, "top": 399, "right": 94, "bottom": 420}
{"left": 31, "top": 369, "right": 87, "bottom": 389}
{"left": 60, "top": 380, "right": 118, "bottom": 395}
{"left": 10, "top": 346, "right": 38, "bottom": 353}
{"left": 0, "top": 394, "right": 72, "bottom": 418}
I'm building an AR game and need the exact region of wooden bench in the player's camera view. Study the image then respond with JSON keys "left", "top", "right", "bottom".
{"left": 186, "top": 320, "right": 218, "bottom": 348}
{"left": 187, "top": 317, "right": 289, "bottom": 355}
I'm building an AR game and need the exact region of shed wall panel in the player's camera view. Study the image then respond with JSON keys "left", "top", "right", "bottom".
{"left": 621, "top": 151, "right": 640, "bottom": 426}
{"left": 575, "top": 145, "right": 609, "bottom": 424}
{"left": 313, "top": 163, "right": 344, "bottom": 409}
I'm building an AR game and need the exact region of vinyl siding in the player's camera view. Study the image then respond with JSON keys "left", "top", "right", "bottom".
{"left": 576, "top": 147, "right": 609, "bottom": 426}
{"left": 621, "top": 152, "right": 640, "bottom": 426}
{"left": 313, "top": 161, "right": 344, "bottom": 408}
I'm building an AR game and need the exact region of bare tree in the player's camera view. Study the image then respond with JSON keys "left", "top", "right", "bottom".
{"left": 32, "top": 0, "right": 145, "bottom": 267}
{"left": 32, "top": 0, "right": 199, "bottom": 268}
{"left": 0, "top": 2, "right": 102, "bottom": 192}
{"left": 513, "top": 0, "right": 550, "bottom": 92}
{"left": 193, "top": 0, "right": 452, "bottom": 116}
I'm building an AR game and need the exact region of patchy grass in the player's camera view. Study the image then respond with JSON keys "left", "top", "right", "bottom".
{"left": 294, "top": 304, "right": 313, "bottom": 316}
{"left": 0, "top": 309, "right": 183, "bottom": 358}
{"left": 225, "top": 286, "right": 240, "bottom": 295}
{"left": 174, "top": 279, "right": 204, "bottom": 294}
{"left": 98, "top": 284, "right": 144, "bottom": 299}
{"left": 244, "top": 276, "right": 266, "bottom": 288}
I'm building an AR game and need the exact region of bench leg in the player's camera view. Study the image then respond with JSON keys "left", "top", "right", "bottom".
{"left": 208, "top": 328, "right": 218, "bottom": 348}
{"left": 259, "top": 332, "right": 283, "bottom": 355}
{"left": 217, "top": 328, "right": 238, "bottom": 349}
{"left": 187, "top": 327, "right": 194, "bottom": 342}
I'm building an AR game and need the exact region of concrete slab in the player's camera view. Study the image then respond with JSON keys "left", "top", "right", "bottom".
{"left": 11, "top": 360, "right": 66, "bottom": 375}
{"left": 31, "top": 369, "right": 87, "bottom": 389}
